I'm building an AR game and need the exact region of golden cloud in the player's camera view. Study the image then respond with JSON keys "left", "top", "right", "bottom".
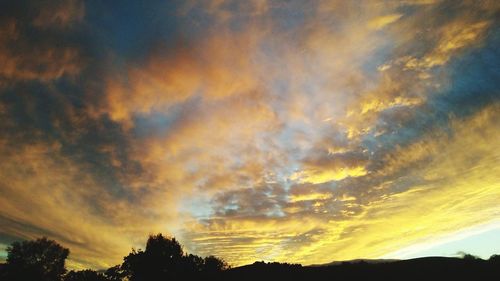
{"left": 368, "top": 14, "right": 403, "bottom": 30}
{"left": 181, "top": 104, "right": 500, "bottom": 266}
{"left": 290, "top": 166, "right": 367, "bottom": 185}
{"left": 0, "top": 137, "right": 180, "bottom": 269}
{"left": 1, "top": 0, "right": 499, "bottom": 270}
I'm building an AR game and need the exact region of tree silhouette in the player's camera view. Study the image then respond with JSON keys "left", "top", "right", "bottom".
{"left": 461, "top": 253, "right": 480, "bottom": 260}
{"left": 203, "top": 255, "right": 229, "bottom": 273}
{"left": 489, "top": 254, "right": 500, "bottom": 263}
{"left": 184, "top": 253, "right": 204, "bottom": 273}
{"left": 4, "top": 237, "right": 69, "bottom": 281}
{"left": 64, "top": 269, "right": 108, "bottom": 281}
{"left": 121, "top": 233, "right": 228, "bottom": 280}
{"left": 122, "top": 234, "right": 186, "bottom": 281}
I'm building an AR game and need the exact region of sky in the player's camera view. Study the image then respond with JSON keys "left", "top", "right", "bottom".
{"left": 0, "top": 0, "right": 499, "bottom": 270}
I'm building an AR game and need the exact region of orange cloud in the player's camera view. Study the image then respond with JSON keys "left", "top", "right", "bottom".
{"left": 1, "top": 0, "right": 499, "bottom": 270}
{"left": 98, "top": 29, "right": 265, "bottom": 128}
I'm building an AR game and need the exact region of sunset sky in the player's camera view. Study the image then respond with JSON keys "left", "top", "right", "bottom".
{"left": 0, "top": 0, "right": 499, "bottom": 270}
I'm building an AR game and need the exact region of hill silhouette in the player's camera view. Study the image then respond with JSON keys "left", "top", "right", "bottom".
{"left": 0, "top": 235, "right": 499, "bottom": 280}
{"left": 225, "top": 256, "right": 500, "bottom": 280}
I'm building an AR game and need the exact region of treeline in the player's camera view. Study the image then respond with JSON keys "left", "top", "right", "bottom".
{"left": 2, "top": 235, "right": 500, "bottom": 281}
{"left": 0, "top": 234, "right": 228, "bottom": 281}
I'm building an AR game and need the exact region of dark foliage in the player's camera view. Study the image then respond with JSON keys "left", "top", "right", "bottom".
{"left": 490, "top": 254, "right": 500, "bottom": 263}
{"left": 63, "top": 269, "right": 108, "bottom": 281}
{"left": 203, "top": 255, "right": 229, "bottom": 273}
{"left": 121, "top": 233, "right": 228, "bottom": 280}
{"left": 462, "top": 253, "right": 480, "bottom": 260}
{"left": 103, "top": 265, "right": 126, "bottom": 281}
{"left": 3, "top": 237, "right": 69, "bottom": 281}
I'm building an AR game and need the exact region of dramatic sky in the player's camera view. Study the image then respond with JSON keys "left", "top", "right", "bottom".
{"left": 0, "top": 0, "right": 499, "bottom": 270}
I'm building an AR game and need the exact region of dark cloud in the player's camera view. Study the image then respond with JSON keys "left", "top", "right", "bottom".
{"left": 0, "top": 0, "right": 87, "bottom": 82}
{"left": 210, "top": 184, "right": 288, "bottom": 217}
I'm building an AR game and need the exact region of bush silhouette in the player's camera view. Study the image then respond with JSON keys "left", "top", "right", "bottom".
{"left": 4, "top": 237, "right": 69, "bottom": 281}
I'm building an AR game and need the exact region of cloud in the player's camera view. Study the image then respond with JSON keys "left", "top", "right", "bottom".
{"left": 173, "top": 1, "right": 500, "bottom": 266}
{"left": 0, "top": 131, "right": 182, "bottom": 269}
{"left": 32, "top": 0, "right": 85, "bottom": 29}
{"left": 288, "top": 193, "right": 333, "bottom": 203}
{"left": 402, "top": 21, "right": 490, "bottom": 70}
{"left": 368, "top": 14, "right": 403, "bottom": 30}
{"left": 0, "top": 0, "right": 499, "bottom": 269}
{"left": 0, "top": 139, "right": 123, "bottom": 269}
{"left": 290, "top": 166, "right": 367, "bottom": 184}
{"left": 96, "top": 28, "right": 266, "bottom": 128}
{"left": 0, "top": 0, "right": 86, "bottom": 82}
{"left": 182, "top": 104, "right": 500, "bottom": 265}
